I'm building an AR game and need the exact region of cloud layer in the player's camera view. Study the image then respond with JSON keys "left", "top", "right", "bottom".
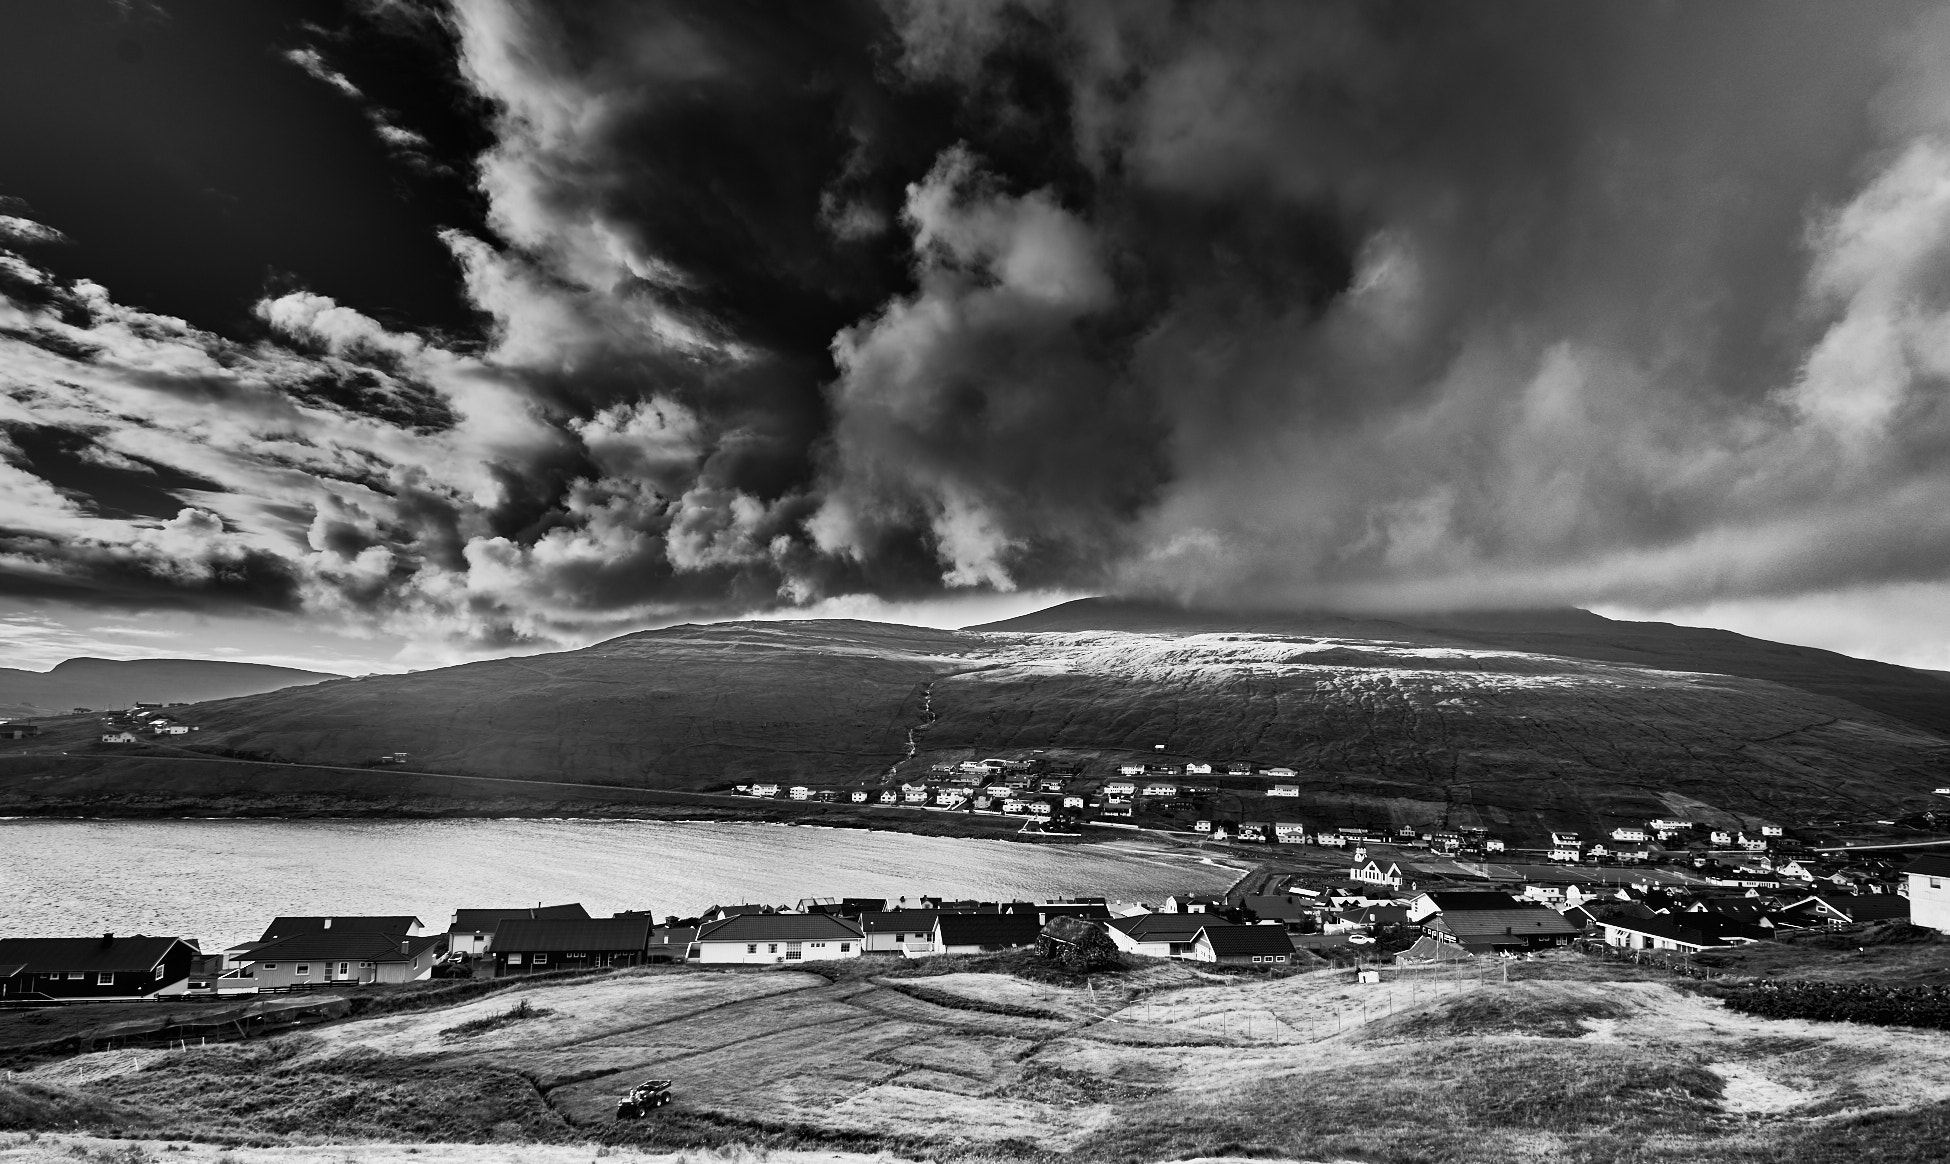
{"left": 7, "top": 0, "right": 1950, "bottom": 656}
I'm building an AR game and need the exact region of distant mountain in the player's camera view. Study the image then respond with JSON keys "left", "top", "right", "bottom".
{"left": 4, "top": 602, "right": 1945, "bottom": 834}
{"left": 973, "top": 597, "right": 1950, "bottom": 740}
{"left": 0, "top": 657, "right": 341, "bottom": 718}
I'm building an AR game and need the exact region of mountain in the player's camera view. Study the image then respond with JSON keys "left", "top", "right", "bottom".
{"left": 3, "top": 603, "right": 1946, "bottom": 835}
{"left": 973, "top": 598, "right": 1950, "bottom": 739}
{"left": 0, "top": 657, "right": 341, "bottom": 718}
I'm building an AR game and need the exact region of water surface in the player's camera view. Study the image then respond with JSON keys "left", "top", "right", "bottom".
{"left": 0, "top": 818, "right": 1244, "bottom": 948}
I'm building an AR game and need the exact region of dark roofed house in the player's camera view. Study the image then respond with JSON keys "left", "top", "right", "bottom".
{"left": 1420, "top": 899, "right": 1581, "bottom": 954}
{"left": 1242, "top": 895, "right": 1312, "bottom": 927}
{"left": 492, "top": 916, "right": 655, "bottom": 976}
{"left": 860, "top": 910, "right": 944, "bottom": 954}
{"left": 258, "top": 915, "right": 423, "bottom": 943}
{"left": 0, "top": 935, "right": 197, "bottom": 1000}
{"left": 932, "top": 912, "right": 1042, "bottom": 954}
{"left": 693, "top": 913, "right": 863, "bottom": 965}
{"left": 1032, "top": 903, "right": 1114, "bottom": 925}
{"left": 1192, "top": 925, "right": 1297, "bottom": 967}
{"left": 1780, "top": 894, "right": 1911, "bottom": 929}
{"left": 1407, "top": 891, "right": 1524, "bottom": 922}
{"left": 1599, "top": 914, "right": 1766, "bottom": 954}
{"left": 1106, "top": 913, "right": 1241, "bottom": 959}
{"left": 448, "top": 904, "right": 591, "bottom": 957}
{"left": 240, "top": 932, "right": 442, "bottom": 988}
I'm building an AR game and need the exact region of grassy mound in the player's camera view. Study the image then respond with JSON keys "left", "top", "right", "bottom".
{"left": 1394, "top": 983, "right": 1633, "bottom": 1038}
{"left": 0, "top": 1078, "right": 143, "bottom": 1131}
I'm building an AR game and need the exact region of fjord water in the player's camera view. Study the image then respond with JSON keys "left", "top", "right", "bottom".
{"left": 0, "top": 819, "right": 1243, "bottom": 948}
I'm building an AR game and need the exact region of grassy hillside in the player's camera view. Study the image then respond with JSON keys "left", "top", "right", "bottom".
{"left": 0, "top": 605, "right": 1943, "bottom": 833}
{"left": 10, "top": 952, "right": 1950, "bottom": 1162}
{"left": 0, "top": 657, "right": 339, "bottom": 719}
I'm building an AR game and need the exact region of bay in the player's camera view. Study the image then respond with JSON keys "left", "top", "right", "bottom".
{"left": 0, "top": 819, "right": 1247, "bottom": 949}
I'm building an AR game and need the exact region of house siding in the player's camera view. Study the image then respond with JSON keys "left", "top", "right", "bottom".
{"left": 1910, "top": 872, "right": 1950, "bottom": 934}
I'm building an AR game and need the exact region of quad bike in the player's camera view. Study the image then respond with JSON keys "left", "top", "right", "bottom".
{"left": 615, "top": 1079, "right": 673, "bottom": 1119}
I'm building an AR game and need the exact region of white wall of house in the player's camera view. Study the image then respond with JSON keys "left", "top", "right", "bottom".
{"left": 244, "top": 951, "right": 432, "bottom": 988}
{"left": 1910, "top": 872, "right": 1950, "bottom": 934}
{"left": 694, "top": 938, "right": 859, "bottom": 964}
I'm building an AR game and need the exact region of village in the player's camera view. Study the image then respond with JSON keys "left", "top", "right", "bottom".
{"left": 2, "top": 819, "right": 1945, "bottom": 1007}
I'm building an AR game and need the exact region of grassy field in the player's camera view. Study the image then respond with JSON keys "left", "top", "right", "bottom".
{"left": 3, "top": 949, "right": 1949, "bottom": 1163}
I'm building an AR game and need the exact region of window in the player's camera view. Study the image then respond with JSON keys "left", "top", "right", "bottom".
{"left": 567, "top": 953, "right": 584, "bottom": 959}
{"left": 1276, "top": 956, "right": 1287, "bottom": 963}
{"left": 768, "top": 943, "right": 778, "bottom": 953}
{"left": 1934, "top": 877, "right": 1942, "bottom": 890}
{"left": 262, "top": 963, "right": 278, "bottom": 970}
{"left": 296, "top": 965, "right": 310, "bottom": 975}
{"left": 338, "top": 963, "right": 349, "bottom": 976}
{"left": 534, "top": 953, "right": 549, "bottom": 964}
{"left": 97, "top": 972, "right": 114, "bottom": 985}
{"left": 746, "top": 944, "right": 757, "bottom": 954}
{"left": 155, "top": 966, "right": 165, "bottom": 980}
{"left": 840, "top": 943, "right": 851, "bottom": 952}
{"left": 507, "top": 954, "right": 523, "bottom": 965}
{"left": 66, "top": 972, "right": 83, "bottom": 980}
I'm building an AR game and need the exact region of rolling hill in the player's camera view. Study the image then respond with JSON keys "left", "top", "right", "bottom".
{"left": 0, "top": 657, "right": 341, "bottom": 719}
{"left": 1, "top": 602, "right": 1945, "bottom": 837}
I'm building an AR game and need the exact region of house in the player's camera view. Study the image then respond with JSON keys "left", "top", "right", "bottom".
{"left": 1104, "top": 779, "right": 1137, "bottom": 797}
{"left": 1761, "top": 825, "right": 1784, "bottom": 837}
{"left": 1483, "top": 837, "right": 1507, "bottom": 853}
{"left": 1100, "top": 802, "right": 1133, "bottom": 818}
{"left": 1003, "top": 799, "right": 1030, "bottom": 814}
{"left": 986, "top": 783, "right": 1015, "bottom": 797}
{"left": 1118, "top": 764, "right": 1145, "bottom": 777}
{"left": 1105, "top": 913, "right": 1240, "bottom": 959}
{"left": 1241, "top": 895, "right": 1311, "bottom": 927}
{"left": 448, "top": 903, "right": 591, "bottom": 957}
{"left": 1191, "top": 924, "right": 1297, "bottom": 966}
{"left": 1266, "top": 784, "right": 1300, "bottom": 798}
{"left": 934, "top": 790, "right": 964, "bottom": 805}
{"left": 1184, "top": 762, "right": 1214, "bottom": 775}
{"left": 788, "top": 786, "right": 811, "bottom": 800}
{"left": 1063, "top": 795, "right": 1086, "bottom": 809}
{"left": 1039, "top": 778, "right": 1066, "bottom": 793}
{"left": 258, "top": 915, "right": 423, "bottom": 943}
{"left": 1027, "top": 802, "right": 1052, "bottom": 816}
{"left": 1780, "top": 894, "right": 1912, "bottom": 929}
{"left": 850, "top": 791, "right": 870, "bottom": 803}
{"left": 1548, "top": 848, "right": 1582, "bottom": 863}
{"left": 878, "top": 790, "right": 898, "bottom": 804}
{"left": 1330, "top": 905, "right": 1411, "bottom": 933}
{"left": 903, "top": 789, "right": 930, "bottom": 804}
{"left": 1237, "top": 822, "right": 1271, "bottom": 843}
{"left": 243, "top": 931, "right": 442, "bottom": 987}
{"left": 487, "top": 916, "right": 654, "bottom": 975}
{"left": 1709, "top": 830, "right": 1733, "bottom": 845}
{"left": 1649, "top": 818, "right": 1693, "bottom": 831}
{"left": 1262, "top": 766, "right": 1298, "bottom": 779}
{"left": 153, "top": 723, "right": 196, "bottom": 735}
{"left": 1193, "top": 819, "right": 1212, "bottom": 833}
{"left": 1599, "top": 915, "right": 1757, "bottom": 954}
{"left": 692, "top": 913, "right": 862, "bottom": 964}
{"left": 1162, "top": 894, "right": 1224, "bottom": 914}
{"left": 1427, "top": 896, "right": 1591, "bottom": 951}
{"left": 1349, "top": 859, "right": 1404, "bottom": 889}
{"left": 1907, "top": 855, "right": 1950, "bottom": 933}
{"left": 929, "top": 913, "right": 1042, "bottom": 955}
{"left": 750, "top": 784, "right": 780, "bottom": 798}
{"left": 860, "top": 910, "right": 943, "bottom": 953}
{"left": 1141, "top": 782, "right": 1178, "bottom": 798}
{"left": 1549, "top": 831, "right": 1581, "bottom": 848}
{"left": 101, "top": 730, "right": 138, "bottom": 744}
{"left": 1226, "top": 762, "right": 1254, "bottom": 776}
{"left": 0, "top": 935, "right": 198, "bottom": 1000}
{"left": 1407, "top": 891, "right": 1523, "bottom": 923}
{"left": 1314, "top": 828, "right": 1347, "bottom": 847}
{"left": 1274, "top": 822, "right": 1306, "bottom": 843}
{"left": 0, "top": 724, "right": 40, "bottom": 740}
{"left": 1610, "top": 826, "right": 1649, "bottom": 843}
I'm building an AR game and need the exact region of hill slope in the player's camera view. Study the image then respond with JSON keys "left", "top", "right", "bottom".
{"left": 974, "top": 598, "right": 1950, "bottom": 739}
{"left": 0, "top": 657, "right": 341, "bottom": 718}
{"left": 2, "top": 605, "right": 1945, "bottom": 834}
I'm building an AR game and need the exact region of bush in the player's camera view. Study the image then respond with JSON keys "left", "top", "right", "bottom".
{"left": 440, "top": 997, "right": 552, "bottom": 1038}
{"left": 1722, "top": 980, "right": 1950, "bottom": 1029}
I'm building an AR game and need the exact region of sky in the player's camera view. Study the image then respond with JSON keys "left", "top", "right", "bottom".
{"left": 4, "top": 1, "right": 1950, "bottom": 675}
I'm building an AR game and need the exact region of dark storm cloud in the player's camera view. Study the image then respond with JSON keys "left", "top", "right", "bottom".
{"left": 6, "top": 0, "right": 1950, "bottom": 655}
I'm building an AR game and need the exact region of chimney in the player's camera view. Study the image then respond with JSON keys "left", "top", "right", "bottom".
{"left": 400, "top": 939, "right": 409, "bottom": 956}
{"left": 324, "top": 918, "right": 333, "bottom": 930}
{"left": 101, "top": 932, "right": 114, "bottom": 946}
